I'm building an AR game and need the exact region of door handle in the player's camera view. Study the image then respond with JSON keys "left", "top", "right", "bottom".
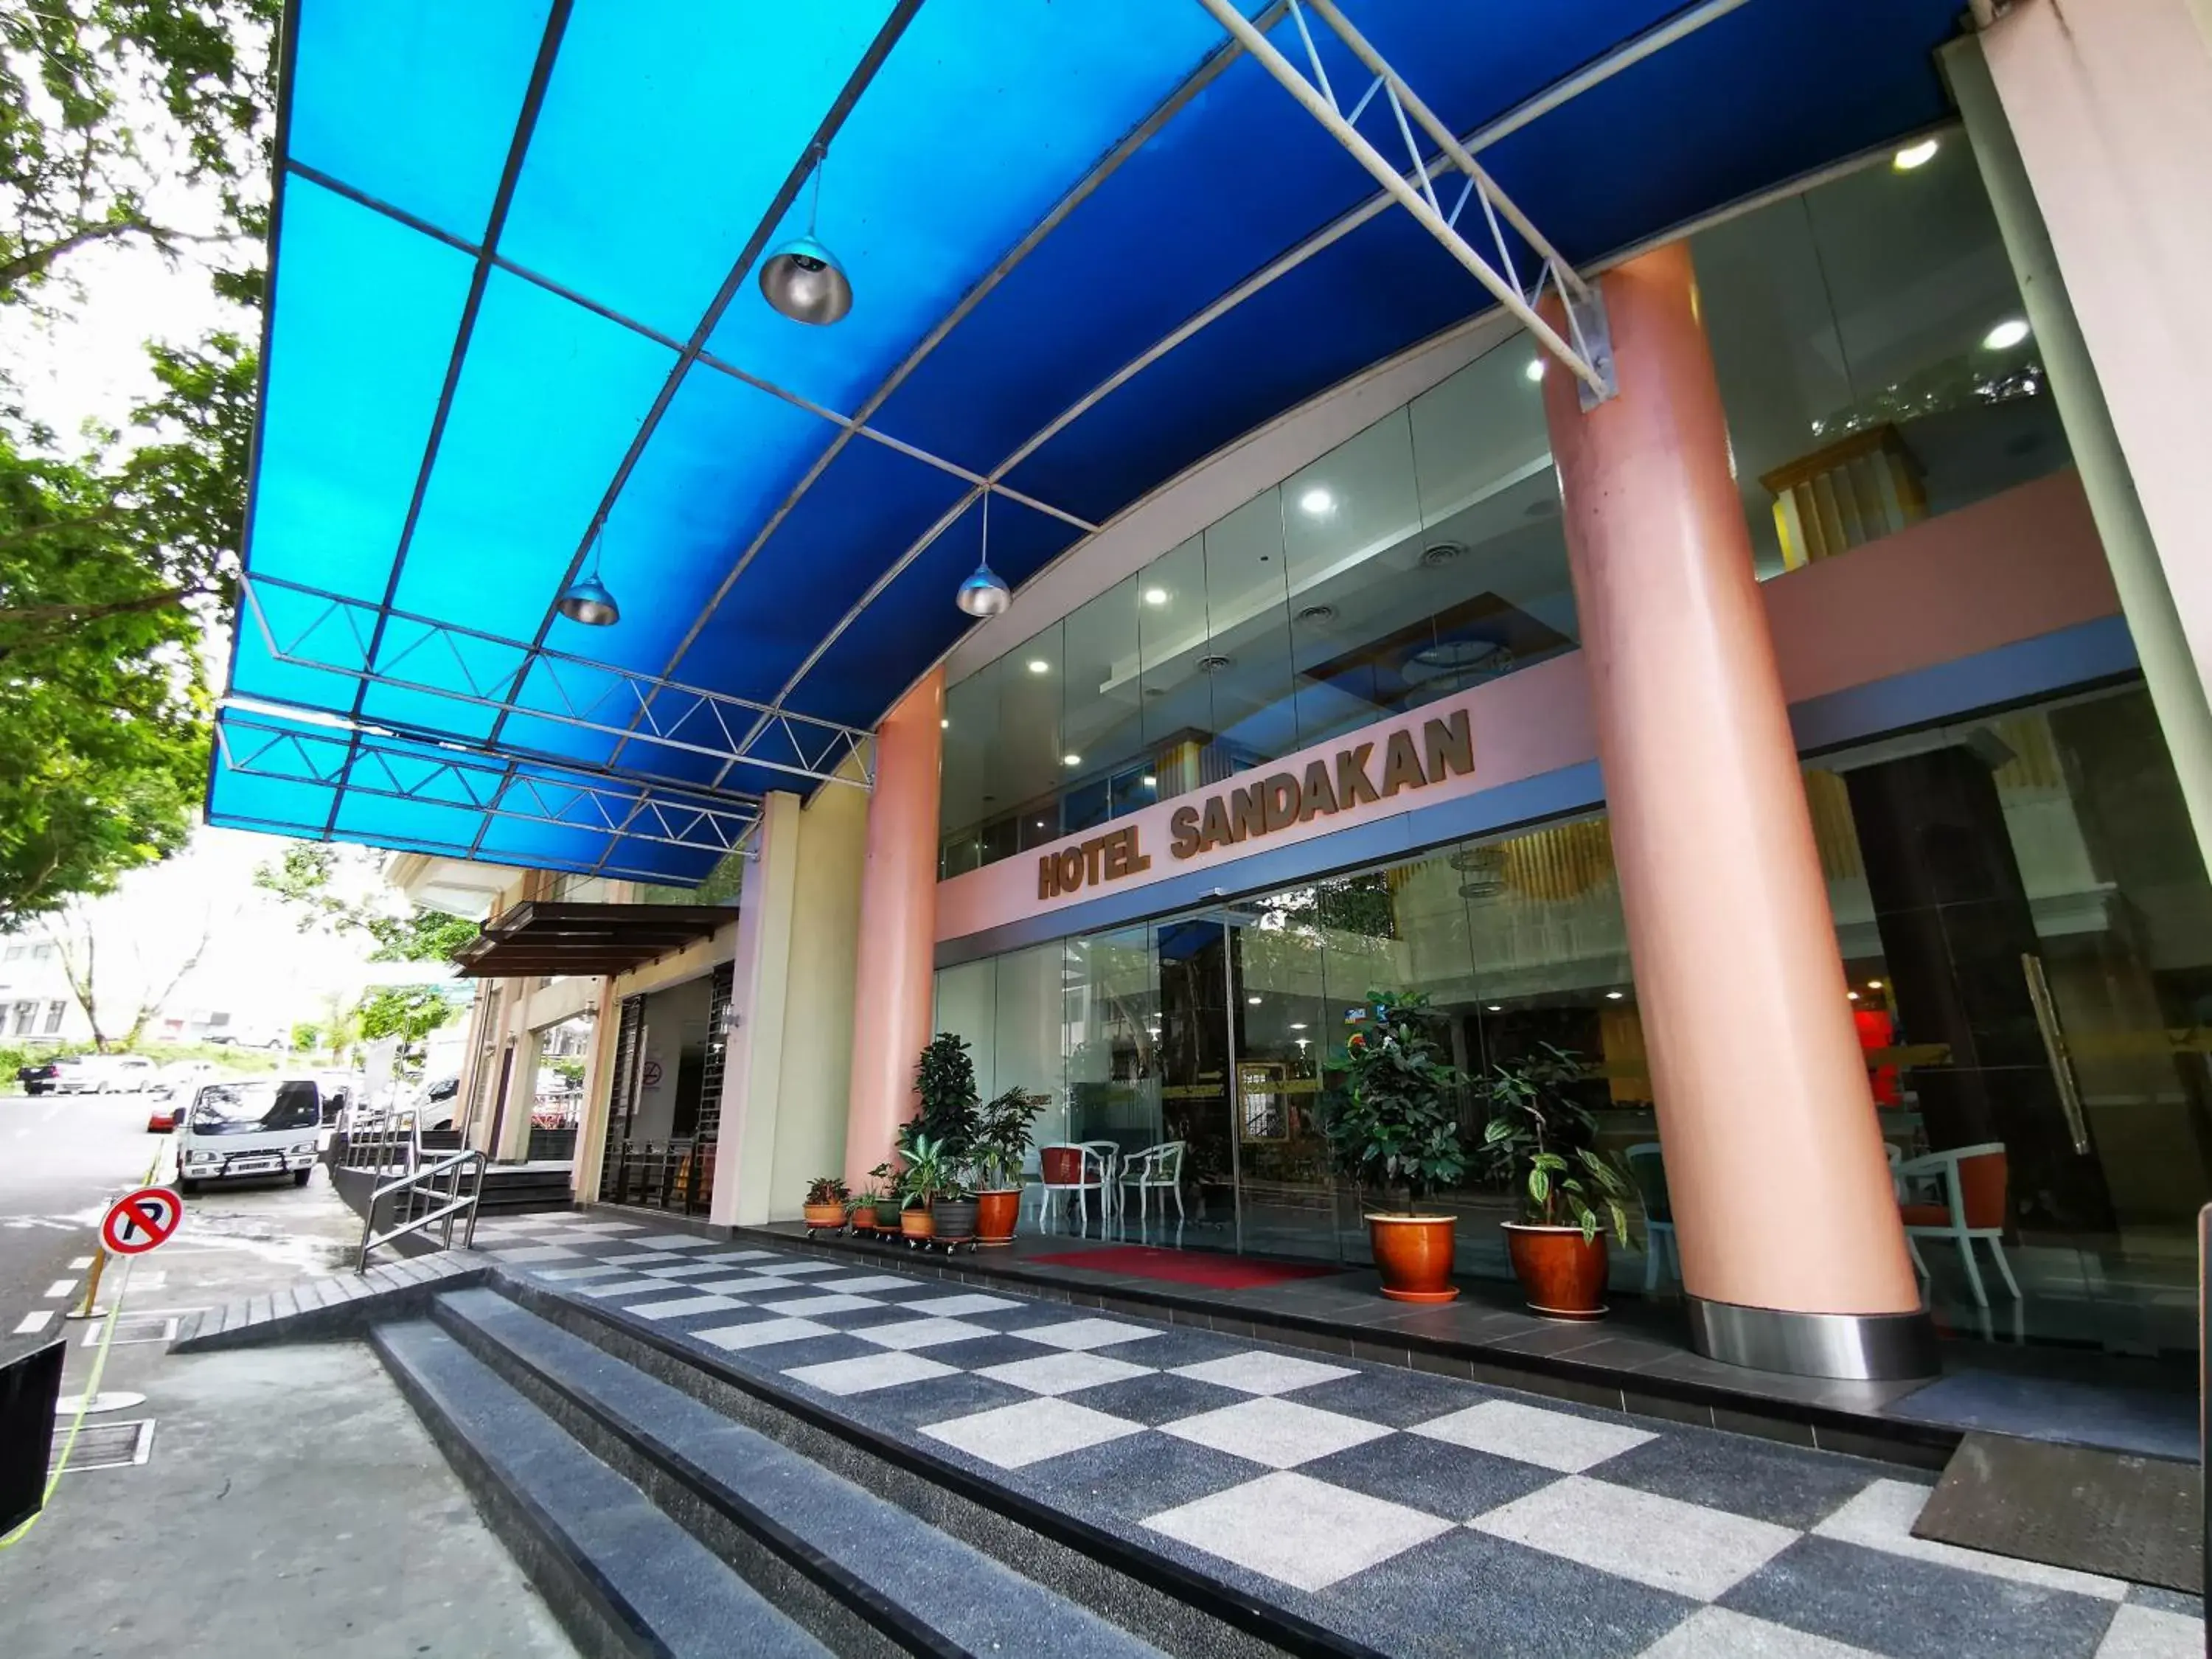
{"left": 2022, "top": 951, "right": 2092, "bottom": 1155}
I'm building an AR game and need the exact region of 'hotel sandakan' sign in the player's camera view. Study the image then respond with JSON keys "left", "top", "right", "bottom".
{"left": 1037, "top": 709, "right": 1473, "bottom": 901}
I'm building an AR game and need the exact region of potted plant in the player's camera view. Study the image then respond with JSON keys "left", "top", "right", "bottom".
{"left": 970, "top": 1085, "right": 1044, "bottom": 1246}
{"left": 897, "top": 1133, "right": 950, "bottom": 1240}
{"left": 1323, "top": 990, "right": 1471, "bottom": 1304}
{"left": 933, "top": 1176, "right": 978, "bottom": 1245}
{"left": 847, "top": 1183, "right": 888, "bottom": 1230}
{"left": 802, "top": 1175, "right": 849, "bottom": 1231}
{"left": 912, "top": 1032, "right": 982, "bottom": 1154}
{"left": 1479, "top": 1045, "right": 1634, "bottom": 1321}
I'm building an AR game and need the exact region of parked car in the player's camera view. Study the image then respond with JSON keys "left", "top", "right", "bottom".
{"left": 175, "top": 1077, "right": 324, "bottom": 1193}
{"left": 16, "top": 1057, "right": 66, "bottom": 1096}
{"left": 55, "top": 1055, "right": 158, "bottom": 1094}
{"left": 146, "top": 1099, "right": 181, "bottom": 1133}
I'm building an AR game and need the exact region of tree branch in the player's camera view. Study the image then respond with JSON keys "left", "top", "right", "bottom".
{"left": 0, "top": 586, "right": 195, "bottom": 632}
{"left": 0, "top": 217, "right": 154, "bottom": 290}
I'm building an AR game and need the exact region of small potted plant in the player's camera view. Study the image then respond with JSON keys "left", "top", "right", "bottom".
{"left": 970, "top": 1085, "right": 1043, "bottom": 1247}
{"left": 1323, "top": 990, "right": 1470, "bottom": 1304}
{"left": 801, "top": 1175, "right": 849, "bottom": 1231}
{"left": 933, "top": 1173, "right": 978, "bottom": 1246}
{"left": 847, "top": 1183, "right": 888, "bottom": 1230}
{"left": 1479, "top": 1045, "right": 1634, "bottom": 1321}
{"left": 898, "top": 1133, "right": 950, "bottom": 1241}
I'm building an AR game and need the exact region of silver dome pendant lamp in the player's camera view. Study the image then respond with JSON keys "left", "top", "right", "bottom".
{"left": 759, "top": 144, "right": 853, "bottom": 326}
{"left": 557, "top": 529, "right": 621, "bottom": 627}
{"left": 955, "top": 485, "right": 1012, "bottom": 618}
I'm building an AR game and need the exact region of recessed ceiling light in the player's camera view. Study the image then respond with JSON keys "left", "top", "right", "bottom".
{"left": 1247, "top": 995, "right": 1262, "bottom": 1005}
{"left": 1868, "top": 979, "right": 1884, "bottom": 990}
{"left": 939, "top": 717, "right": 949, "bottom": 728}
{"left": 1142, "top": 586, "right": 1168, "bottom": 605}
{"left": 1289, "top": 1022, "right": 1307, "bottom": 1030}
{"left": 1141, "top": 774, "right": 1158, "bottom": 788}
{"left": 1298, "top": 487, "right": 1335, "bottom": 516}
{"left": 1062, "top": 753, "right": 1082, "bottom": 767}
{"left": 1848, "top": 990, "right": 1862, "bottom": 1001}
{"left": 1026, "top": 658, "right": 1049, "bottom": 675}
{"left": 1983, "top": 318, "right": 2031, "bottom": 351}
{"left": 1034, "top": 819, "right": 1046, "bottom": 829}
{"left": 1524, "top": 358, "right": 1545, "bottom": 383}
{"left": 1486, "top": 1004, "right": 1502, "bottom": 1012}
{"left": 1605, "top": 990, "right": 1625, "bottom": 1001}
{"left": 1893, "top": 137, "right": 1938, "bottom": 170}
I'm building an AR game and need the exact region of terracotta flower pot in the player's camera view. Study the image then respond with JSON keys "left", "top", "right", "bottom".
{"left": 1366, "top": 1213, "right": 1459, "bottom": 1304}
{"left": 900, "top": 1206, "right": 936, "bottom": 1240}
{"left": 801, "top": 1203, "right": 846, "bottom": 1230}
{"left": 933, "top": 1198, "right": 978, "bottom": 1242}
{"left": 1503, "top": 1222, "right": 1609, "bottom": 1320}
{"left": 973, "top": 1188, "right": 1021, "bottom": 1247}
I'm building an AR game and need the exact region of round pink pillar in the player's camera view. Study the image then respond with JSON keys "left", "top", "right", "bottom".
{"left": 843, "top": 667, "right": 945, "bottom": 1189}
{"left": 1541, "top": 245, "right": 1932, "bottom": 1378}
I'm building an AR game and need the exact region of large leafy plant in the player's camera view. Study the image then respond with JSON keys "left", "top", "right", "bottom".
{"left": 970, "top": 1085, "right": 1044, "bottom": 1191}
{"left": 1322, "top": 989, "right": 1470, "bottom": 1211}
{"left": 896, "top": 1133, "right": 953, "bottom": 1211}
{"left": 909, "top": 1032, "right": 981, "bottom": 1161}
{"left": 1478, "top": 1044, "right": 1632, "bottom": 1245}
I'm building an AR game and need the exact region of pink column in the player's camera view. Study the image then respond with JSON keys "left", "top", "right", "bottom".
{"left": 1542, "top": 246, "right": 1929, "bottom": 1376}
{"left": 842, "top": 668, "right": 945, "bottom": 1189}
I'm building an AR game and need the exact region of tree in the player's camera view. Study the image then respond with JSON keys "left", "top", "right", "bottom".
{"left": 252, "top": 843, "right": 478, "bottom": 963}
{"left": 0, "top": 0, "right": 275, "bottom": 924}
{"left": 355, "top": 985, "right": 459, "bottom": 1051}
{"left": 45, "top": 888, "right": 218, "bottom": 1051}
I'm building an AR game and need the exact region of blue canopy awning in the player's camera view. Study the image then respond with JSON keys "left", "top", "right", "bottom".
{"left": 211, "top": 0, "right": 1965, "bottom": 883}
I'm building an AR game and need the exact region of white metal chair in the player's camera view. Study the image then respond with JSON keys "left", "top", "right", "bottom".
{"left": 1624, "top": 1142, "right": 1677, "bottom": 1291}
{"left": 1080, "top": 1140, "right": 1123, "bottom": 1221}
{"left": 1037, "top": 1142, "right": 1112, "bottom": 1232}
{"left": 1118, "top": 1140, "right": 1186, "bottom": 1226}
{"left": 1896, "top": 1141, "right": 2020, "bottom": 1310}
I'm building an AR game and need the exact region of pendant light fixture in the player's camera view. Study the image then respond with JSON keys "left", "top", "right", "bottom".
{"left": 955, "top": 487, "right": 1012, "bottom": 618}
{"left": 557, "top": 530, "right": 621, "bottom": 627}
{"left": 759, "top": 143, "right": 853, "bottom": 326}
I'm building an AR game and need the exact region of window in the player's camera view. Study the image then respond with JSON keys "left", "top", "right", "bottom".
{"left": 43, "top": 1001, "right": 64, "bottom": 1034}
{"left": 10, "top": 1001, "right": 34, "bottom": 1035}
{"left": 2, "top": 946, "right": 22, "bottom": 962}
{"left": 29, "top": 944, "right": 53, "bottom": 961}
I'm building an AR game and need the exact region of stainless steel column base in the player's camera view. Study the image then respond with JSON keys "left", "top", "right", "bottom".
{"left": 1686, "top": 1295, "right": 1939, "bottom": 1381}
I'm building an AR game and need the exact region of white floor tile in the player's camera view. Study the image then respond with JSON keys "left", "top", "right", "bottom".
{"left": 627, "top": 1294, "right": 744, "bottom": 1321}
{"left": 571, "top": 1276, "right": 682, "bottom": 1298}
{"left": 978, "top": 1352, "right": 1155, "bottom": 1396}
{"left": 682, "top": 1276, "right": 790, "bottom": 1295}
{"left": 589, "top": 1252, "right": 684, "bottom": 1267}
{"left": 1814, "top": 1481, "right": 2126, "bottom": 1601}
{"left": 743, "top": 1261, "right": 842, "bottom": 1276}
{"left": 1471, "top": 1475, "right": 1796, "bottom": 1601}
{"left": 783, "top": 1351, "right": 956, "bottom": 1397}
{"left": 1170, "top": 1351, "right": 1357, "bottom": 1396}
{"left": 920, "top": 1397, "right": 1141, "bottom": 1469}
{"left": 748, "top": 1292, "right": 881, "bottom": 1318}
{"left": 1009, "top": 1318, "right": 1163, "bottom": 1352}
{"left": 1160, "top": 1396, "right": 1392, "bottom": 1469}
{"left": 812, "top": 1275, "right": 921, "bottom": 1294}
{"left": 689, "top": 1249, "right": 775, "bottom": 1262}
{"left": 538, "top": 1265, "right": 632, "bottom": 1282}
{"left": 854, "top": 1317, "right": 997, "bottom": 1351}
{"left": 895, "top": 1293, "right": 1023, "bottom": 1318}
{"left": 1412, "top": 1398, "right": 1655, "bottom": 1473}
{"left": 488, "top": 1245, "right": 580, "bottom": 1263}
{"left": 627, "top": 1234, "right": 717, "bottom": 1251}
{"left": 1638, "top": 1607, "right": 1881, "bottom": 1657}
{"left": 1144, "top": 1470, "right": 1453, "bottom": 1592}
{"left": 2097, "top": 1604, "right": 2207, "bottom": 1658}
{"left": 639, "top": 1262, "right": 740, "bottom": 1279}
{"left": 692, "top": 1317, "right": 837, "bottom": 1352}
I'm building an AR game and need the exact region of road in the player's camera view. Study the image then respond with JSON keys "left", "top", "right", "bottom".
{"left": 0, "top": 1088, "right": 167, "bottom": 1366}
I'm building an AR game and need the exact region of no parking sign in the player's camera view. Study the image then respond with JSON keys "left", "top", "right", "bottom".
{"left": 100, "top": 1186, "right": 182, "bottom": 1256}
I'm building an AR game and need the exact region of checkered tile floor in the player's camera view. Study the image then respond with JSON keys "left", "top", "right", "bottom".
{"left": 474, "top": 1214, "right": 2204, "bottom": 1658}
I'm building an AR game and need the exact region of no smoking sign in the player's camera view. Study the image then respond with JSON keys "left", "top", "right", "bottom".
{"left": 101, "top": 1186, "right": 183, "bottom": 1256}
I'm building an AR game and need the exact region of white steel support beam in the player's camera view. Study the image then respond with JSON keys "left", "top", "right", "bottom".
{"left": 1195, "top": 0, "right": 1617, "bottom": 404}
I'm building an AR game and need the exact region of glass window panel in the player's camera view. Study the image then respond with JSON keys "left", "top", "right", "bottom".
{"left": 933, "top": 959, "right": 999, "bottom": 1106}
{"left": 997, "top": 620, "right": 1065, "bottom": 854}
{"left": 939, "top": 655, "right": 1003, "bottom": 877}
{"left": 1282, "top": 408, "right": 1428, "bottom": 748}
{"left": 1200, "top": 490, "right": 1298, "bottom": 771}
{"left": 992, "top": 942, "right": 1068, "bottom": 1149}
{"left": 1061, "top": 576, "right": 1144, "bottom": 830}
{"left": 1138, "top": 533, "right": 1213, "bottom": 796}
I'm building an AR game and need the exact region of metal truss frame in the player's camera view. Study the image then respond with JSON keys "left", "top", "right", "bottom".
{"left": 1195, "top": 0, "right": 1617, "bottom": 406}
{"left": 240, "top": 573, "right": 874, "bottom": 795}
{"left": 216, "top": 708, "right": 762, "bottom": 865}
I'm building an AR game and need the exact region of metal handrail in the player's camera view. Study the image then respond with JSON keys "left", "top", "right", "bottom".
{"left": 358, "top": 1148, "right": 485, "bottom": 1271}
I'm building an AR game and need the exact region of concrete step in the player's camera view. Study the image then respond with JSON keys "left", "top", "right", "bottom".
{"left": 498, "top": 1274, "right": 1366, "bottom": 1659}
{"left": 171, "top": 1254, "right": 486, "bottom": 1352}
{"left": 431, "top": 1285, "right": 1165, "bottom": 1659}
{"left": 371, "top": 1319, "right": 830, "bottom": 1659}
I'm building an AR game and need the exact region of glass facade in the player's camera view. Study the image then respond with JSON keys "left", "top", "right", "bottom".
{"left": 936, "top": 684, "right": 2212, "bottom": 1357}
{"left": 938, "top": 139, "right": 2069, "bottom": 877}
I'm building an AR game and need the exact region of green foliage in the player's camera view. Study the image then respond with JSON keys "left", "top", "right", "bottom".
{"left": 803, "top": 1174, "right": 849, "bottom": 1207}
{"left": 355, "top": 985, "right": 459, "bottom": 1049}
{"left": 970, "top": 1085, "right": 1044, "bottom": 1191}
{"left": 908, "top": 1032, "right": 981, "bottom": 1162}
{"left": 894, "top": 1133, "right": 953, "bottom": 1211}
{"left": 1477, "top": 1045, "right": 1633, "bottom": 1245}
{"left": 550, "top": 1057, "right": 585, "bottom": 1087}
{"left": 1322, "top": 989, "right": 1470, "bottom": 1209}
{"left": 253, "top": 844, "right": 478, "bottom": 961}
{"left": 288, "top": 1021, "right": 321, "bottom": 1053}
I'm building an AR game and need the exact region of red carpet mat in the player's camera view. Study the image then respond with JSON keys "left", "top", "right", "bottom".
{"left": 1026, "top": 1245, "right": 1344, "bottom": 1290}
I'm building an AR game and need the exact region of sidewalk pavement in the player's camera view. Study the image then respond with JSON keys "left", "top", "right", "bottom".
{"left": 0, "top": 1166, "right": 576, "bottom": 1658}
